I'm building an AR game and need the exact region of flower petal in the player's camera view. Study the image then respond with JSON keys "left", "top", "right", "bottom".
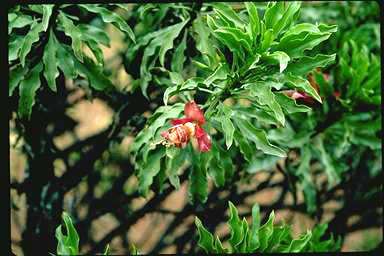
{"left": 184, "top": 101, "right": 205, "bottom": 125}
{"left": 197, "top": 132, "right": 211, "bottom": 152}
{"left": 171, "top": 117, "right": 194, "bottom": 126}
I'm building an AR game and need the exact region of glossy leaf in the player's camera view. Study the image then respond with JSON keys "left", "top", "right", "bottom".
{"left": 285, "top": 54, "right": 336, "bottom": 75}
{"left": 79, "top": 4, "right": 135, "bottom": 43}
{"left": 42, "top": 5, "right": 54, "bottom": 31}
{"left": 8, "top": 14, "right": 33, "bottom": 34}
{"left": 138, "top": 147, "right": 165, "bottom": 196}
{"left": 245, "top": 2, "right": 260, "bottom": 41}
{"left": 171, "top": 30, "right": 187, "bottom": 73}
{"left": 246, "top": 82, "right": 285, "bottom": 126}
{"left": 188, "top": 153, "right": 208, "bottom": 203}
{"left": 55, "top": 212, "right": 79, "bottom": 255}
{"left": 274, "top": 92, "right": 311, "bottom": 114}
{"left": 19, "top": 21, "right": 44, "bottom": 67}
{"left": 249, "top": 203, "right": 261, "bottom": 251}
{"left": 9, "top": 64, "right": 28, "bottom": 97}
{"left": 57, "top": 45, "right": 77, "bottom": 79}
{"left": 58, "top": 12, "right": 83, "bottom": 62}
{"left": 220, "top": 103, "right": 235, "bottom": 149}
{"left": 78, "top": 24, "right": 110, "bottom": 47}
{"left": 262, "top": 51, "right": 290, "bottom": 73}
{"left": 195, "top": 217, "right": 217, "bottom": 253}
{"left": 18, "top": 63, "right": 43, "bottom": 119}
{"left": 258, "top": 210, "right": 275, "bottom": 251}
{"left": 284, "top": 73, "right": 322, "bottom": 102}
{"left": 43, "top": 29, "right": 59, "bottom": 92}
{"left": 228, "top": 201, "right": 244, "bottom": 248}
{"left": 234, "top": 117, "right": 286, "bottom": 157}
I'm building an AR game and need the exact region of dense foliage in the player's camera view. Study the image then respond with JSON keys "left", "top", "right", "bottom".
{"left": 9, "top": 2, "right": 381, "bottom": 255}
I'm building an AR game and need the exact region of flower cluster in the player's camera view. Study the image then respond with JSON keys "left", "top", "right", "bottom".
{"left": 160, "top": 101, "right": 212, "bottom": 152}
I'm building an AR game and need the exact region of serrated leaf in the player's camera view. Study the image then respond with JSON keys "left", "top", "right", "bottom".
{"left": 9, "top": 35, "right": 24, "bottom": 62}
{"left": 195, "top": 217, "right": 217, "bottom": 253}
{"left": 234, "top": 117, "right": 286, "bottom": 157}
{"left": 281, "top": 23, "right": 320, "bottom": 41}
{"left": 228, "top": 201, "right": 244, "bottom": 249}
{"left": 285, "top": 54, "right": 336, "bottom": 75}
{"left": 78, "top": 24, "right": 110, "bottom": 47}
{"left": 80, "top": 4, "right": 135, "bottom": 43}
{"left": 138, "top": 147, "right": 165, "bottom": 196}
{"left": 193, "top": 14, "right": 216, "bottom": 66}
{"left": 258, "top": 210, "right": 275, "bottom": 251}
{"left": 188, "top": 153, "right": 208, "bottom": 203}
{"left": 215, "top": 235, "right": 227, "bottom": 253}
{"left": 284, "top": 73, "right": 322, "bottom": 102}
{"left": 43, "top": 29, "right": 59, "bottom": 92}
{"left": 284, "top": 230, "right": 312, "bottom": 252}
{"left": 163, "top": 77, "right": 204, "bottom": 105}
{"left": 263, "top": 51, "right": 290, "bottom": 73}
{"left": 276, "top": 32, "right": 332, "bottom": 59}
{"left": 260, "top": 29, "right": 274, "bottom": 52}
{"left": 58, "top": 12, "right": 83, "bottom": 62}
{"left": 212, "top": 3, "right": 245, "bottom": 30}
{"left": 57, "top": 44, "right": 77, "bottom": 79}
{"left": 219, "top": 103, "right": 234, "bottom": 149}
{"left": 246, "top": 82, "right": 285, "bottom": 126}
{"left": 245, "top": 2, "right": 260, "bottom": 41}
{"left": 249, "top": 203, "right": 261, "bottom": 251}
{"left": 42, "top": 5, "right": 54, "bottom": 31}
{"left": 171, "top": 29, "right": 187, "bottom": 73}
{"left": 18, "top": 63, "right": 43, "bottom": 119}
{"left": 233, "top": 130, "right": 253, "bottom": 162}
{"left": 273, "top": 2, "right": 301, "bottom": 37}
{"left": 19, "top": 21, "right": 44, "bottom": 67}
{"left": 274, "top": 92, "right": 311, "bottom": 114}
{"left": 204, "top": 63, "right": 229, "bottom": 87}
{"left": 55, "top": 212, "right": 79, "bottom": 255}
{"left": 73, "top": 55, "right": 114, "bottom": 91}
{"left": 9, "top": 64, "right": 28, "bottom": 97}
{"left": 8, "top": 14, "right": 34, "bottom": 34}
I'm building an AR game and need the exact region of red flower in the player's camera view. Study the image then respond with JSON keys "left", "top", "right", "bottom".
{"left": 160, "top": 101, "right": 211, "bottom": 152}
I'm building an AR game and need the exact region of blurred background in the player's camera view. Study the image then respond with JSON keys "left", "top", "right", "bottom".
{"left": 10, "top": 1, "right": 381, "bottom": 254}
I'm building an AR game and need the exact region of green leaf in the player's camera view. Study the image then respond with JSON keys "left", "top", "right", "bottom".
{"left": 245, "top": 2, "right": 260, "bottom": 41}
{"left": 234, "top": 117, "right": 286, "bottom": 157}
{"left": 103, "top": 244, "right": 110, "bottom": 255}
{"left": 259, "top": 210, "right": 275, "bottom": 251}
{"left": 249, "top": 203, "right": 261, "bottom": 251}
{"left": 284, "top": 73, "right": 322, "bottom": 103}
{"left": 55, "top": 212, "right": 79, "bottom": 255}
{"left": 8, "top": 14, "right": 33, "bottom": 34}
{"left": 246, "top": 153, "right": 280, "bottom": 174}
{"left": 262, "top": 51, "right": 290, "bottom": 73}
{"left": 42, "top": 5, "right": 54, "bottom": 31}
{"left": 163, "top": 78, "right": 205, "bottom": 106}
{"left": 193, "top": 14, "right": 216, "bottom": 66}
{"left": 83, "top": 37, "right": 104, "bottom": 66}
{"left": 204, "top": 63, "right": 229, "bottom": 87}
{"left": 215, "top": 27, "right": 252, "bottom": 52}
{"left": 43, "top": 29, "right": 59, "bottom": 92}
{"left": 57, "top": 45, "right": 77, "bottom": 79}
{"left": 272, "top": 2, "right": 301, "bottom": 36}
{"left": 284, "top": 230, "right": 312, "bottom": 252}
{"left": 138, "top": 147, "right": 165, "bottom": 196}
{"left": 19, "top": 21, "right": 44, "bottom": 67}
{"left": 220, "top": 103, "right": 235, "bottom": 149}
{"left": 228, "top": 201, "right": 244, "bottom": 249}
{"left": 246, "top": 82, "right": 285, "bottom": 126}
{"left": 281, "top": 23, "right": 320, "bottom": 41}
{"left": 276, "top": 32, "right": 332, "bottom": 59}
{"left": 78, "top": 24, "right": 110, "bottom": 47}
{"left": 165, "top": 148, "right": 188, "bottom": 190}
{"left": 274, "top": 92, "right": 311, "bottom": 114}
{"left": 9, "top": 35, "right": 24, "bottom": 62}
{"left": 264, "top": 2, "right": 284, "bottom": 30}
{"left": 73, "top": 55, "right": 114, "bottom": 91}
{"left": 212, "top": 3, "right": 245, "bottom": 30}
{"left": 260, "top": 29, "right": 274, "bottom": 52}
{"left": 285, "top": 54, "right": 336, "bottom": 75}
{"left": 18, "top": 63, "right": 43, "bottom": 120}
{"left": 208, "top": 144, "right": 225, "bottom": 187}
{"left": 9, "top": 64, "right": 28, "bottom": 97}
{"left": 188, "top": 153, "right": 208, "bottom": 203}
{"left": 79, "top": 4, "right": 135, "bottom": 43}
{"left": 233, "top": 130, "right": 253, "bottom": 162}
{"left": 195, "top": 217, "right": 217, "bottom": 253}
{"left": 215, "top": 235, "right": 227, "bottom": 253}
{"left": 171, "top": 30, "right": 187, "bottom": 73}
{"left": 58, "top": 12, "right": 83, "bottom": 62}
